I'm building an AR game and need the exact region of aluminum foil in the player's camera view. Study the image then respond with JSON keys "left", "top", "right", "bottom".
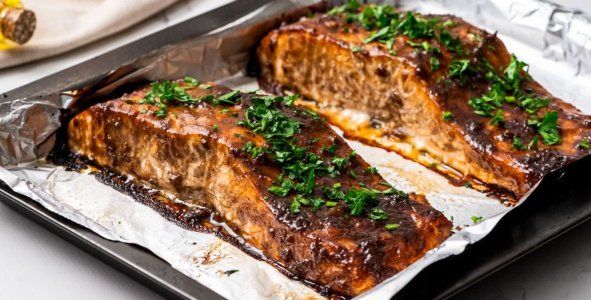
{"left": 0, "top": 0, "right": 590, "bottom": 299}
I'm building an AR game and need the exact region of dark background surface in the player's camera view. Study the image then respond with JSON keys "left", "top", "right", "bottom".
{"left": 454, "top": 220, "right": 591, "bottom": 299}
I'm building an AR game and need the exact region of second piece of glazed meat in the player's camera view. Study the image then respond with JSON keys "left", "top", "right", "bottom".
{"left": 257, "top": 2, "right": 591, "bottom": 203}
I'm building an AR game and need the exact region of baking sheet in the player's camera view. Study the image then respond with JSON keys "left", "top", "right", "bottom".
{"left": 1, "top": 0, "right": 590, "bottom": 299}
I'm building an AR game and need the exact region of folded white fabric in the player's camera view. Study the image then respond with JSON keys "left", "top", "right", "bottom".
{"left": 0, "top": 0, "right": 179, "bottom": 69}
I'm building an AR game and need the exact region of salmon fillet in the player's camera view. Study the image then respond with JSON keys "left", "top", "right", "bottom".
{"left": 67, "top": 81, "right": 451, "bottom": 297}
{"left": 256, "top": 3, "right": 591, "bottom": 202}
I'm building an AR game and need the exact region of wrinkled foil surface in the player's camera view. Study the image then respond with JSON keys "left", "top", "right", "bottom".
{"left": 0, "top": 0, "right": 590, "bottom": 299}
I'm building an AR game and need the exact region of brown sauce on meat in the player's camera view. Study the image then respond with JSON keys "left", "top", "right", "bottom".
{"left": 256, "top": 7, "right": 591, "bottom": 204}
{"left": 48, "top": 137, "right": 343, "bottom": 299}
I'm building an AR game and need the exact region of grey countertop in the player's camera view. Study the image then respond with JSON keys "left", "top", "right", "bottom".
{"left": 1, "top": 1, "right": 590, "bottom": 299}
{"left": 453, "top": 220, "right": 591, "bottom": 300}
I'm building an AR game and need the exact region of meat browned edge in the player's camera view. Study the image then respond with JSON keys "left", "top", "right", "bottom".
{"left": 67, "top": 83, "right": 452, "bottom": 297}
{"left": 256, "top": 10, "right": 591, "bottom": 202}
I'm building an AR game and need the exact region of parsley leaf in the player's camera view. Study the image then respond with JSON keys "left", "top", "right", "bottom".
{"left": 538, "top": 111, "right": 561, "bottom": 145}
{"left": 242, "top": 142, "right": 266, "bottom": 159}
{"left": 471, "top": 216, "right": 484, "bottom": 224}
{"left": 430, "top": 56, "right": 440, "bottom": 71}
{"left": 322, "top": 183, "right": 345, "bottom": 200}
{"left": 332, "top": 156, "right": 349, "bottom": 169}
{"left": 385, "top": 223, "right": 399, "bottom": 230}
{"left": 518, "top": 95, "right": 550, "bottom": 115}
{"left": 365, "top": 166, "right": 378, "bottom": 174}
{"left": 328, "top": 0, "right": 360, "bottom": 17}
{"left": 489, "top": 109, "right": 504, "bottom": 126}
{"left": 351, "top": 45, "right": 363, "bottom": 52}
{"left": 184, "top": 76, "right": 199, "bottom": 87}
{"left": 512, "top": 137, "right": 525, "bottom": 150}
{"left": 579, "top": 138, "right": 590, "bottom": 150}
{"left": 290, "top": 198, "right": 301, "bottom": 213}
{"left": 527, "top": 136, "right": 539, "bottom": 150}
{"left": 407, "top": 40, "right": 439, "bottom": 54}
{"left": 344, "top": 187, "right": 379, "bottom": 216}
{"left": 442, "top": 111, "right": 453, "bottom": 121}
{"left": 214, "top": 90, "right": 239, "bottom": 105}
{"left": 505, "top": 55, "right": 528, "bottom": 90}
{"left": 449, "top": 59, "right": 472, "bottom": 82}
{"left": 369, "top": 208, "right": 389, "bottom": 220}
{"left": 439, "top": 29, "right": 463, "bottom": 54}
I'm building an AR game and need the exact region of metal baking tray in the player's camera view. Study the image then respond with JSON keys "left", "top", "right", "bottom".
{"left": 2, "top": 0, "right": 591, "bottom": 299}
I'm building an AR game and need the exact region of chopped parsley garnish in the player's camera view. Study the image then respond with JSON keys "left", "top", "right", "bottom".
{"left": 518, "top": 95, "right": 550, "bottom": 114}
{"left": 366, "top": 166, "right": 378, "bottom": 174}
{"left": 184, "top": 76, "right": 198, "bottom": 87}
{"left": 351, "top": 45, "right": 363, "bottom": 52}
{"left": 369, "top": 208, "right": 389, "bottom": 220}
{"left": 442, "top": 19, "right": 455, "bottom": 27}
{"left": 513, "top": 136, "right": 539, "bottom": 150}
{"left": 328, "top": 0, "right": 360, "bottom": 17}
{"left": 331, "top": 0, "right": 461, "bottom": 58}
{"left": 512, "top": 137, "right": 525, "bottom": 150}
{"left": 465, "top": 56, "right": 560, "bottom": 146}
{"left": 242, "top": 142, "right": 266, "bottom": 159}
{"left": 139, "top": 74, "right": 409, "bottom": 222}
{"left": 537, "top": 111, "right": 561, "bottom": 145}
{"left": 407, "top": 40, "right": 439, "bottom": 54}
{"left": 469, "top": 33, "right": 483, "bottom": 42}
{"left": 326, "top": 201, "right": 338, "bottom": 207}
{"left": 344, "top": 187, "right": 379, "bottom": 216}
{"left": 429, "top": 56, "right": 440, "bottom": 71}
{"left": 471, "top": 216, "right": 484, "bottom": 224}
{"left": 290, "top": 197, "right": 302, "bottom": 213}
{"left": 233, "top": 92, "right": 407, "bottom": 220}
{"left": 323, "top": 183, "right": 345, "bottom": 200}
{"left": 141, "top": 77, "right": 239, "bottom": 117}
{"left": 442, "top": 111, "right": 453, "bottom": 121}
{"left": 527, "top": 136, "right": 539, "bottom": 150}
{"left": 439, "top": 28, "right": 463, "bottom": 54}
{"left": 290, "top": 195, "right": 325, "bottom": 213}
{"left": 489, "top": 109, "right": 504, "bottom": 126}
{"left": 214, "top": 90, "right": 240, "bottom": 105}
{"left": 324, "top": 143, "right": 338, "bottom": 155}
{"left": 330, "top": 2, "right": 562, "bottom": 148}
{"left": 385, "top": 223, "right": 399, "bottom": 230}
{"left": 332, "top": 156, "right": 349, "bottom": 169}
{"left": 448, "top": 59, "right": 472, "bottom": 82}
{"left": 504, "top": 55, "right": 528, "bottom": 90}
{"left": 579, "top": 138, "right": 590, "bottom": 150}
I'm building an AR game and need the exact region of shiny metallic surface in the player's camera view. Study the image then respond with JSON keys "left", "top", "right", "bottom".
{"left": 0, "top": 95, "right": 65, "bottom": 166}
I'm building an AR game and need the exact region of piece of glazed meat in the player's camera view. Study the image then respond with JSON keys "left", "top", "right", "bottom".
{"left": 67, "top": 80, "right": 452, "bottom": 297}
{"left": 256, "top": 2, "right": 591, "bottom": 203}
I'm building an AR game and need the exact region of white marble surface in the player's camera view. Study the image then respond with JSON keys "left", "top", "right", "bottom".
{"left": 1, "top": 0, "right": 590, "bottom": 299}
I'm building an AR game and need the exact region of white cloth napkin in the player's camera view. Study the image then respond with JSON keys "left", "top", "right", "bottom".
{"left": 0, "top": 0, "right": 179, "bottom": 69}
